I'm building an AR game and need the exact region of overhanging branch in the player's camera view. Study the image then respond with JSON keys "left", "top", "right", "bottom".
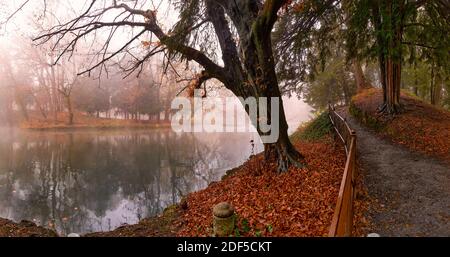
{"left": 32, "top": 1, "right": 227, "bottom": 84}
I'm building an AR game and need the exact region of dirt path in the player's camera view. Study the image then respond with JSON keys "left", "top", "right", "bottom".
{"left": 339, "top": 108, "right": 450, "bottom": 237}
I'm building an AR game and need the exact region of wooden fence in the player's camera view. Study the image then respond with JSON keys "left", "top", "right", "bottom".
{"left": 328, "top": 104, "right": 357, "bottom": 237}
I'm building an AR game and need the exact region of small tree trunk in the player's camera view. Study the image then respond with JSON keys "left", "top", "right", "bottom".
{"left": 430, "top": 62, "right": 435, "bottom": 105}
{"left": 18, "top": 100, "right": 29, "bottom": 122}
{"left": 35, "top": 98, "right": 48, "bottom": 119}
{"left": 353, "top": 59, "right": 371, "bottom": 93}
{"left": 342, "top": 81, "right": 351, "bottom": 106}
{"left": 432, "top": 72, "right": 443, "bottom": 106}
{"left": 429, "top": 62, "right": 442, "bottom": 105}
{"left": 164, "top": 110, "right": 170, "bottom": 122}
{"left": 413, "top": 64, "right": 419, "bottom": 96}
{"left": 65, "top": 95, "right": 74, "bottom": 125}
{"left": 164, "top": 103, "right": 171, "bottom": 121}
{"left": 49, "top": 66, "right": 58, "bottom": 124}
{"left": 14, "top": 91, "right": 29, "bottom": 122}
{"left": 6, "top": 99, "right": 14, "bottom": 126}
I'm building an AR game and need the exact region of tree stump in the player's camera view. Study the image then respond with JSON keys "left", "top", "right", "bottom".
{"left": 213, "top": 202, "right": 235, "bottom": 237}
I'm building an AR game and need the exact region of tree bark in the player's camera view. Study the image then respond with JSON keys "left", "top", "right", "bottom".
{"left": 164, "top": 108, "right": 170, "bottom": 122}
{"left": 430, "top": 61, "right": 435, "bottom": 105}
{"left": 431, "top": 67, "right": 442, "bottom": 106}
{"left": 371, "top": 2, "right": 387, "bottom": 105}
{"left": 13, "top": 86, "right": 29, "bottom": 122}
{"left": 413, "top": 63, "right": 419, "bottom": 96}
{"left": 35, "top": 97, "right": 48, "bottom": 119}
{"left": 205, "top": 0, "right": 305, "bottom": 172}
{"left": 49, "top": 65, "right": 59, "bottom": 124}
{"left": 65, "top": 94, "right": 74, "bottom": 125}
{"left": 384, "top": 57, "right": 402, "bottom": 113}
{"left": 376, "top": 0, "right": 405, "bottom": 114}
{"left": 342, "top": 80, "right": 351, "bottom": 106}
{"left": 353, "top": 59, "right": 371, "bottom": 92}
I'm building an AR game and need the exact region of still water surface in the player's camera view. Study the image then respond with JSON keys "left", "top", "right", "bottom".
{"left": 0, "top": 129, "right": 264, "bottom": 235}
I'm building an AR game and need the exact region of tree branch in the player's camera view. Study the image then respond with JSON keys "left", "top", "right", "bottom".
{"left": 402, "top": 41, "right": 437, "bottom": 49}
{"left": 33, "top": 1, "right": 227, "bottom": 84}
{"left": 206, "top": 0, "right": 244, "bottom": 87}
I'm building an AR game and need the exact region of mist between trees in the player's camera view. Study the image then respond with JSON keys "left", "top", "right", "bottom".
{"left": 0, "top": 42, "right": 197, "bottom": 126}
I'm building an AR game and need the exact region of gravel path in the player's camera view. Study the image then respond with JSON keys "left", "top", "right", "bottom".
{"left": 339, "top": 108, "right": 450, "bottom": 237}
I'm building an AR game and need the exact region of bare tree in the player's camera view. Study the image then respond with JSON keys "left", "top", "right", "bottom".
{"left": 29, "top": 0, "right": 304, "bottom": 172}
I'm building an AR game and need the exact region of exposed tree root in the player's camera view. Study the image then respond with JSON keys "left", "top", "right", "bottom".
{"left": 265, "top": 142, "right": 306, "bottom": 173}
{"left": 277, "top": 147, "right": 306, "bottom": 173}
{"left": 376, "top": 103, "right": 387, "bottom": 113}
{"left": 376, "top": 102, "right": 404, "bottom": 117}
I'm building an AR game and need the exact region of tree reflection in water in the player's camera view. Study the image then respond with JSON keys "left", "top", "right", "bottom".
{"left": 0, "top": 129, "right": 260, "bottom": 235}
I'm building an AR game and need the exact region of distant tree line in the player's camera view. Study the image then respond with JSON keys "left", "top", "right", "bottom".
{"left": 0, "top": 41, "right": 185, "bottom": 126}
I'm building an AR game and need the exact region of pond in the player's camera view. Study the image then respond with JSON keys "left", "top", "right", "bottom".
{"left": 0, "top": 129, "right": 264, "bottom": 235}
{"left": 0, "top": 97, "right": 313, "bottom": 235}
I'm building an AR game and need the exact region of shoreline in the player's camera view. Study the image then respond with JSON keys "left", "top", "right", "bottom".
{"left": 19, "top": 122, "right": 173, "bottom": 132}
{"left": 0, "top": 161, "right": 246, "bottom": 237}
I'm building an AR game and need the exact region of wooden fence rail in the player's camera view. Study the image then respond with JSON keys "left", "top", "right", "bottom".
{"left": 328, "top": 104, "right": 357, "bottom": 237}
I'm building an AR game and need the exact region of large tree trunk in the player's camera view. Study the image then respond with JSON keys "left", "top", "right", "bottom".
{"left": 203, "top": 0, "right": 305, "bottom": 172}
{"left": 376, "top": 1, "right": 404, "bottom": 115}
{"left": 238, "top": 21, "right": 304, "bottom": 171}
{"left": 371, "top": 2, "right": 387, "bottom": 105}
{"left": 262, "top": 101, "right": 304, "bottom": 172}
{"left": 384, "top": 57, "right": 402, "bottom": 114}
{"left": 232, "top": 81, "right": 304, "bottom": 173}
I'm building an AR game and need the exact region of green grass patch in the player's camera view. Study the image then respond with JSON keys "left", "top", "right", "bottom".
{"left": 349, "top": 101, "right": 385, "bottom": 132}
{"left": 291, "top": 112, "right": 332, "bottom": 142}
{"left": 400, "top": 89, "right": 421, "bottom": 100}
